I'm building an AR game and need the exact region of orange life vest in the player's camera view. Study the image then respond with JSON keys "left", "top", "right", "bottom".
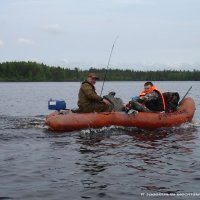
{"left": 139, "top": 86, "right": 166, "bottom": 111}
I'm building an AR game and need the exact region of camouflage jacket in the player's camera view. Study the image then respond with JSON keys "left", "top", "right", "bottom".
{"left": 138, "top": 91, "right": 164, "bottom": 111}
{"left": 77, "top": 81, "right": 103, "bottom": 112}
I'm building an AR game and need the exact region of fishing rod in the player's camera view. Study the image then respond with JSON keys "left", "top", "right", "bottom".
{"left": 100, "top": 36, "right": 119, "bottom": 96}
{"left": 179, "top": 86, "right": 192, "bottom": 104}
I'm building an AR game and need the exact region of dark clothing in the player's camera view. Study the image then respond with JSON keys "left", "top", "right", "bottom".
{"left": 130, "top": 100, "right": 150, "bottom": 112}
{"left": 130, "top": 90, "right": 165, "bottom": 112}
{"left": 163, "top": 92, "right": 180, "bottom": 112}
{"left": 77, "top": 81, "right": 111, "bottom": 113}
{"left": 140, "top": 90, "right": 164, "bottom": 111}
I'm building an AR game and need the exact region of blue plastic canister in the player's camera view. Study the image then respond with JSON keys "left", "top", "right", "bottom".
{"left": 48, "top": 99, "right": 66, "bottom": 111}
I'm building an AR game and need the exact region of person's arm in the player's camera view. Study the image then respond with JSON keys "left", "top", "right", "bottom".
{"left": 102, "top": 98, "right": 111, "bottom": 105}
{"left": 138, "top": 91, "right": 159, "bottom": 103}
{"left": 81, "top": 84, "right": 103, "bottom": 102}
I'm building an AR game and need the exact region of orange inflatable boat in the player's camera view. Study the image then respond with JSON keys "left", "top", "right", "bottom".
{"left": 45, "top": 97, "right": 195, "bottom": 132}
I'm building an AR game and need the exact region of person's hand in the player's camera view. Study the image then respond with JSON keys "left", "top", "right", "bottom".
{"left": 125, "top": 102, "right": 131, "bottom": 108}
{"left": 102, "top": 98, "right": 111, "bottom": 105}
{"left": 124, "top": 102, "right": 131, "bottom": 112}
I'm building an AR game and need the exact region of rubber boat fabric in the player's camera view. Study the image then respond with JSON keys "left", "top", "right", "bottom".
{"left": 45, "top": 97, "right": 195, "bottom": 132}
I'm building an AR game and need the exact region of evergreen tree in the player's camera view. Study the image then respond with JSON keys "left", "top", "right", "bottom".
{"left": 0, "top": 61, "right": 200, "bottom": 81}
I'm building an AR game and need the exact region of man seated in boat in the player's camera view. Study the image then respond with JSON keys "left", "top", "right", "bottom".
{"left": 127, "top": 81, "right": 166, "bottom": 113}
{"left": 77, "top": 72, "right": 112, "bottom": 113}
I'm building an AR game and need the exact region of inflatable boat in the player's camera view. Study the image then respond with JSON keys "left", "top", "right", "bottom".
{"left": 45, "top": 97, "right": 195, "bottom": 132}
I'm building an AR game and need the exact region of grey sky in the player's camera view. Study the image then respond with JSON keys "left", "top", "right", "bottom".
{"left": 0, "top": 0, "right": 200, "bottom": 70}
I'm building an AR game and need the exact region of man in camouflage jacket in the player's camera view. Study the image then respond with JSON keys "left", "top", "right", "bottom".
{"left": 77, "top": 73, "right": 112, "bottom": 113}
{"left": 129, "top": 82, "right": 165, "bottom": 112}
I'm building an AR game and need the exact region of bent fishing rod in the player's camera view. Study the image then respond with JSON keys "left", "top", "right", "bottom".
{"left": 100, "top": 36, "right": 119, "bottom": 96}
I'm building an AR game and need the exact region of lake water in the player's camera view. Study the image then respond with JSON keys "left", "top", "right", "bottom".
{"left": 0, "top": 81, "right": 200, "bottom": 200}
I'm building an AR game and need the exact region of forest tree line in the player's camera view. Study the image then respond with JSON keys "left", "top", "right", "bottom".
{"left": 0, "top": 61, "right": 200, "bottom": 81}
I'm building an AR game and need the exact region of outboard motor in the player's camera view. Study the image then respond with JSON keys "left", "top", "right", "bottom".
{"left": 48, "top": 99, "right": 66, "bottom": 111}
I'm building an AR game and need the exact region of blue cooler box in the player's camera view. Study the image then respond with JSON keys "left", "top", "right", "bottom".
{"left": 48, "top": 99, "right": 66, "bottom": 111}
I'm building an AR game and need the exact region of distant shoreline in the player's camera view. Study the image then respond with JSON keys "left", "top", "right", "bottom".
{"left": 1, "top": 61, "right": 200, "bottom": 81}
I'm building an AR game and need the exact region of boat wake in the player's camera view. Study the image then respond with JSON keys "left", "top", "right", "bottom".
{"left": 0, "top": 115, "right": 46, "bottom": 130}
{"left": 191, "top": 119, "right": 200, "bottom": 127}
{"left": 79, "top": 119, "right": 200, "bottom": 140}
{"left": 79, "top": 125, "right": 134, "bottom": 139}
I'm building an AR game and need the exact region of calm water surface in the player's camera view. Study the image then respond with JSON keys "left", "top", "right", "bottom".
{"left": 0, "top": 81, "right": 200, "bottom": 200}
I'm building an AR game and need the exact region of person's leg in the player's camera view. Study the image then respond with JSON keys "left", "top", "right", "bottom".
{"left": 94, "top": 102, "right": 113, "bottom": 112}
{"left": 130, "top": 100, "right": 150, "bottom": 112}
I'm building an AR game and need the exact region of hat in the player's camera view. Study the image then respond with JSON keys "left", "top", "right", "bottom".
{"left": 88, "top": 72, "right": 99, "bottom": 80}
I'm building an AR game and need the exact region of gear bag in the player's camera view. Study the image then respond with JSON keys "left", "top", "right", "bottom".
{"left": 162, "top": 92, "right": 180, "bottom": 112}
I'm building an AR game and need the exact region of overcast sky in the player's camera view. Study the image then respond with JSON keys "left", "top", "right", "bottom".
{"left": 0, "top": 0, "right": 200, "bottom": 70}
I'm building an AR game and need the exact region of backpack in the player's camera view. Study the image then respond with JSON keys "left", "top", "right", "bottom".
{"left": 103, "top": 91, "right": 125, "bottom": 111}
{"left": 163, "top": 92, "right": 180, "bottom": 112}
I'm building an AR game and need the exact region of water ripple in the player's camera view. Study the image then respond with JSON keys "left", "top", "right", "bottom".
{"left": 1, "top": 116, "right": 200, "bottom": 199}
